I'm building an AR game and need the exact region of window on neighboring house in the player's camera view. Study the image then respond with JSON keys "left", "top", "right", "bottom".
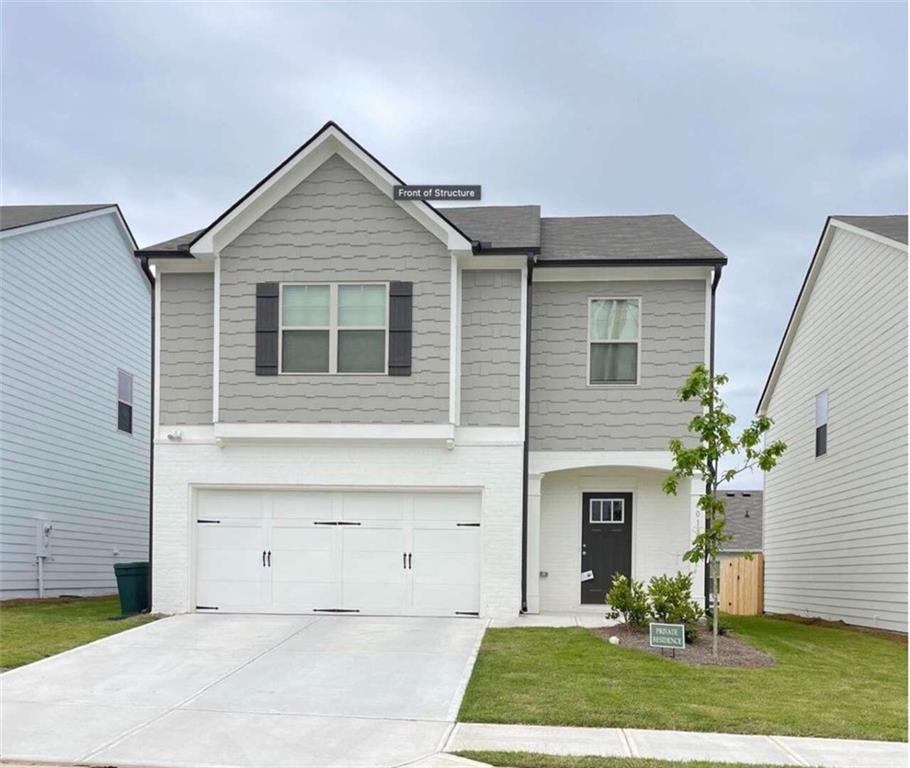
{"left": 280, "top": 283, "right": 388, "bottom": 374}
{"left": 588, "top": 298, "right": 640, "bottom": 384}
{"left": 117, "top": 370, "right": 133, "bottom": 434}
{"left": 589, "top": 498, "right": 625, "bottom": 524}
{"left": 815, "top": 390, "right": 828, "bottom": 457}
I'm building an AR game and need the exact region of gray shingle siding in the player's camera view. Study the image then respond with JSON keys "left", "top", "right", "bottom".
{"left": 159, "top": 273, "right": 214, "bottom": 425}
{"left": 529, "top": 279, "right": 706, "bottom": 450}
{"left": 218, "top": 153, "right": 451, "bottom": 424}
{"left": 460, "top": 270, "right": 522, "bottom": 427}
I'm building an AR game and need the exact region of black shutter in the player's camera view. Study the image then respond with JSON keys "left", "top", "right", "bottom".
{"left": 388, "top": 281, "right": 413, "bottom": 376}
{"left": 255, "top": 282, "right": 279, "bottom": 375}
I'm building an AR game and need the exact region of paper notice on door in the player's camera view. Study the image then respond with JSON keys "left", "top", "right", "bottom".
{"left": 580, "top": 570, "right": 594, "bottom": 582}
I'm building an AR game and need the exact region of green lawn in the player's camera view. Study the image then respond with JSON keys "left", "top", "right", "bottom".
{"left": 0, "top": 595, "right": 158, "bottom": 669}
{"left": 457, "top": 754, "right": 811, "bottom": 768}
{"left": 459, "top": 615, "right": 907, "bottom": 742}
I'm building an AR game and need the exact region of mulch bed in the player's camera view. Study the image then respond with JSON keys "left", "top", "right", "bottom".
{"left": 592, "top": 623, "right": 776, "bottom": 668}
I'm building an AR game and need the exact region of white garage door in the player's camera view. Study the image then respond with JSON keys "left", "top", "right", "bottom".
{"left": 194, "top": 489, "right": 481, "bottom": 616}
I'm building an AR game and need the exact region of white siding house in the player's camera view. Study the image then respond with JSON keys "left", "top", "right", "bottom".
{"left": 0, "top": 205, "right": 152, "bottom": 598}
{"left": 758, "top": 215, "right": 908, "bottom": 633}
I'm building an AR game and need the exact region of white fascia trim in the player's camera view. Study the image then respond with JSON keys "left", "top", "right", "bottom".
{"left": 212, "top": 254, "right": 221, "bottom": 422}
{"left": 529, "top": 450, "right": 675, "bottom": 475}
{"left": 758, "top": 222, "right": 837, "bottom": 414}
{"left": 830, "top": 218, "right": 909, "bottom": 252}
{"left": 704, "top": 273, "right": 712, "bottom": 368}
{"left": 455, "top": 426, "right": 524, "bottom": 446}
{"left": 212, "top": 422, "right": 456, "bottom": 443}
{"left": 149, "top": 258, "right": 214, "bottom": 274}
{"left": 534, "top": 266, "right": 714, "bottom": 282}
{"left": 156, "top": 425, "right": 216, "bottom": 444}
{"left": 190, "top": 126, "right": 473, "bottom": 258}
{"left": 153, "top": 278, "right": 162, "bottom": 431}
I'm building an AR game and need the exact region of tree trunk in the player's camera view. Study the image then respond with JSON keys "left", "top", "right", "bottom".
{"left": 711, "top": 555, "right": 719, "bottom": 658}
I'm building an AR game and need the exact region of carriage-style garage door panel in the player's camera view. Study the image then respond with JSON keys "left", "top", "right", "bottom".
{"left": 194, "top": 489, "right": 481, "bottom": 616}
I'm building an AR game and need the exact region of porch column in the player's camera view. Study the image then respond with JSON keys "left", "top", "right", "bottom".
{"left": 526, "top": 473, "right": 544, "bottom": 614}
{"left": 689, "top": 477, "right": 707, "bottom": 608}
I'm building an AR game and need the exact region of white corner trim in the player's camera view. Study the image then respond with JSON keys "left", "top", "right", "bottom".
{"left": 153, "top": 277, "right": 162, "bottom": 432}
{"left": 212, "top": 422, "right": 456, "bottom": 443}
{"left": 455, "top": 426, "right": 524, "bottom": 445}
{"left": 529, "top": 450, "right": 675, "bottom": 475}
{"left": 704, "top": 274, "right": 712, "bottom": 368}
{"left": 449, "top": 254, "right": 460, "bottom": 425}
{"left": 518, "top": 262, "right": 528, "bottom": 431}
{"left": 212, "top": 255, "right": 221, "bottom": 422}
{"left": 190, "top": 125, "right": 472, "bottom": 258}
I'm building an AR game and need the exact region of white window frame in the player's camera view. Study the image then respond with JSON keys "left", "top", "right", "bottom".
{"left": 587, "top": 296, "right": 641, "bottom": 387}
{"left": 589, "top": 497, "right": 625, "bottom": 524}
{"left": 278, "top": 282, "right": 389, "bottom": 375}
{"left": 117, "top": 369, "right": 133, "bottom": 434}
{"left": 815, "top": 389, "right": 828, "bottom": 458}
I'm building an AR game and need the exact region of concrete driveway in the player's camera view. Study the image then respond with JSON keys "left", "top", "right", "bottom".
{"left": 0, "top": 613, "right": 487, "bottom": 768}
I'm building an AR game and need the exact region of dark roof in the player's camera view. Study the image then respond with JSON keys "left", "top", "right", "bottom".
{"left": 438, "top": 205, "right": 540, "bottom": 250}
{"left": 717, "top": 491, "right": 763, "bottom": 552}
{"left": 0, "top": 204, "right": 113, "bottom": 232}
{"left": 539, "top": 215, "right": 727, "bottom": 264}
{"left": 141, "top": 229, "right": 206, "bottom": 255}
{"left": 832, "top": 215, "right": 907, "bottom": 245}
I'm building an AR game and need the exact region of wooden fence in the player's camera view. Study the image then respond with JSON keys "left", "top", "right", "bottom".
{"left": 719, "top": 553, "right": 764, "bottom": 615}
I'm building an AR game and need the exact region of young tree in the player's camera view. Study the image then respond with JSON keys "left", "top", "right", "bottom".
{"left": 663, "top": 365, "right": 787, "bottom": 657}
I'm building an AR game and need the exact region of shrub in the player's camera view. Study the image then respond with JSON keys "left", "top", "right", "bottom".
{"left": 605, "top": 573, "right": 649, "bottom": 628}
{"left": 648, "top": 571, "right": 704, "bottom": 642}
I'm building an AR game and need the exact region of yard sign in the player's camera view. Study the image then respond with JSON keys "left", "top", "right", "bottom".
{"left": 649, "top": 622, "right": 685, "bottom": 649}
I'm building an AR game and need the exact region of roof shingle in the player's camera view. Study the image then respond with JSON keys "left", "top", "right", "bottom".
{"left": 0, "top": 205, "right": 113, "bottom": 232}
{"left": 833, "top": 215, "right": 907, "bottom": 245}
{"left": 717, "top": 490, "right": 763, "bottom": 552}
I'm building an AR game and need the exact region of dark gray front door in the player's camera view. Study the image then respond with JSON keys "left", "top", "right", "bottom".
{"left": 581, "top": 492, "right": 633, "bottom": 605}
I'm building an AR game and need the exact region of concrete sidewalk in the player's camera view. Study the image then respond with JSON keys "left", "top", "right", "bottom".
{"left": 444, "top": 723, "right": 907, "bottom": 768}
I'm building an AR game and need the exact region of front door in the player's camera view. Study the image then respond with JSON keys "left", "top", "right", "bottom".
{"left": 580, "top": 492, "right": 633, "bottom": 604}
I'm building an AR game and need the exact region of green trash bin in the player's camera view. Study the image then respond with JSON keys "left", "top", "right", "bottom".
{"left": 114, "top": 561, "right": 149, "bottom": 615}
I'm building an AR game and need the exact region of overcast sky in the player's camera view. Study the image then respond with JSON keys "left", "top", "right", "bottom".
{"left": 3, "top": 2, "right": 906, "bottom": 487}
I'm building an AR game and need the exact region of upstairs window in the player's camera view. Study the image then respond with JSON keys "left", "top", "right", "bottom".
{"left": 280, "top": 283, "right": 387, "bottom": 374}
{"left": 815, "top": 390, "right": 828, "bottom": 457}
{"left": 588, "top": 298, "right": 640, "bottom": 385}
{"left": 117, "top": 370, "right": 133, "bottom": 434}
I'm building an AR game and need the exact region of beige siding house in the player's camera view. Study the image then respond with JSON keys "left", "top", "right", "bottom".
{"left": 758, "top": 215, "right": 908, "bottom": 633}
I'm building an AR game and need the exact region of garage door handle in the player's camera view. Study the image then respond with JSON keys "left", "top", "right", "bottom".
{"left": 403, "top": 553, "right": 407, "bottom": 569}
{"left": 267, "top": 550, "right": 271, "bottom": 567}
{"left": 408, "top": 553, "right": 412, "bottom": 569}
{"left": 262, "top": 550, "right": 266, "bottom": 567}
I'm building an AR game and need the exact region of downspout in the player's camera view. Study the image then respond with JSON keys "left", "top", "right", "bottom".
{"left": 520, "top": 255, "right": 535, "bottom": 612}
{"left": 139, "top": 255, "right": 155, "bottom": 611}
{"left": 705, "top": 264, "right": 723, "bottom": 609}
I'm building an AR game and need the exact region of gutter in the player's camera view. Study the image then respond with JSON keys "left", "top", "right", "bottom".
{"left": 520, "top": 255, "right": 535, "bottom": 612}
{"left": 705, "top": 264, "right": 723, "bottom": 609}
{"left": 139, "top": 255, "right": 156, "bottom": 610}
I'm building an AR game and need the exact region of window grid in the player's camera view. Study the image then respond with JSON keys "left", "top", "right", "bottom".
{"left": 279, "top": 283, "right": 389, "bottom": 375}
{"left": 589, "top": 498, "right": 625, "bottom": 524}
{"left": 587, "top": 297, "right": 641, "bottom": 386}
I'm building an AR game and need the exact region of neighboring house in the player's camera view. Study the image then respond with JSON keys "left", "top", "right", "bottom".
{"left": 0, "top": 205, "right": 152, "bottom": 598}
{"left": 137, "top": 121, "right": 727, "bottom": 619}
{"left": 758, "top": 215, "right": 908, "bottom": 633}
{"left": 717, "top": 490, "right": 763, "bottom": 559}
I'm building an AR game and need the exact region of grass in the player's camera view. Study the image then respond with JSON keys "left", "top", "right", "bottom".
{"left": 459, "top": 615, "right": 907, "bottom": 742}
{"left": 456, "top": 754, "right": 811, "bottom": 768}
{"left": 0, "top": 595, "right": 158, "bottom": 669}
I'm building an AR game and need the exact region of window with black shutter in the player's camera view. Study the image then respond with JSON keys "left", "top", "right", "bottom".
{"left": 117, "top": 369, "right": 133, "bottom": 434}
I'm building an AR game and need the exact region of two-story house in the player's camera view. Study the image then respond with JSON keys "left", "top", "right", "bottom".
{"left": 137, "top": 122, "right": 726, "bottom": 619}
{"left": 1, "top": 205, "right": 152, "bottom": 598}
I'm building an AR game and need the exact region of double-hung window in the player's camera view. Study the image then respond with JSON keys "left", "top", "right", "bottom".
{"left": 117, "top": 370, "right": 133, "bottom": 434}
{"left": 815, "top": 390, "right": 828, "bottom": 457}
{"left": 280, "top": 283, "right": 388, "bottom": 374}
{"left": 588, "top": 298, "right": 640, "bottom": 385}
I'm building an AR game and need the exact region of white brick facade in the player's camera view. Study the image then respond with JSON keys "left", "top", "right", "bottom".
{"left": 152, "top": 438, "right": 523, "bottom": 618}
